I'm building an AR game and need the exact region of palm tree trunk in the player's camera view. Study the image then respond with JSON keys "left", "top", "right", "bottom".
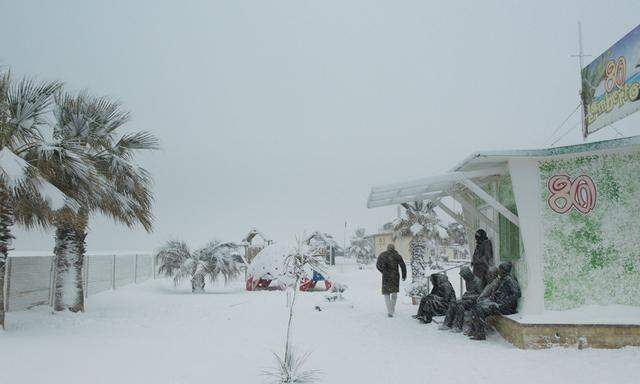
{"left": 69, "top": 219, "right": 87, "bottom": 313}
{"left": 53, "top": 220, "right": 74, "bottom": 311}
{"left": 191, "top": 273, "right": 205, "bottom": 293}
{"left": 54, "top": 211, "right": 88, "bottom": 312}
{"left": 409, "top": 236, "right": 427, "bottom": 283}
{"left": 0, "top": 188, "right": 15, "bottom": 329}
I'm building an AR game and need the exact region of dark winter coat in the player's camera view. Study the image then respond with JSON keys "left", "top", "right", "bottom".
{"left": 460, "top": 266, "right": 482, "bottom": 297}
{"left": 428, "top": 273, "right": 457, "bottom": 304}
{"left": 490, "top": 262, "right": 521, "bottom": 313}
{"left": 470, "top": 263, "right": 521, "bottom": 337}
{"left": 376, "top": 250, "right": 407, "bottom": 295}
{"left": 478, "top": 267, "right": 500, "bottom": 299}
{"left": 471, "top": 230, "right": 494, "bottom": 284}
{"left": 443, "top": 268, "right": 481, "bottom": 329}
{"left": 416, "top": 274, "right": 457, "bottom": 322}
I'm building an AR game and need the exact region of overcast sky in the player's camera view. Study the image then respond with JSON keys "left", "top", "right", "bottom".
{"left": 2, "top": 0, "right": 640, "bottom": 252}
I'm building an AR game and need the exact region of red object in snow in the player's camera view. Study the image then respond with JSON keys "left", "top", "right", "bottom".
{"left": 246, "top": 275, "right": 333, "bottom": 292}
{"left": 246, "top": 277, "right": 274, "bottom": 291}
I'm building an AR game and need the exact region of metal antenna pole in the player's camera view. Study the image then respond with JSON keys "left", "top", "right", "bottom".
{"left": 571, "top": 21, "right": 591, "bottom": 140}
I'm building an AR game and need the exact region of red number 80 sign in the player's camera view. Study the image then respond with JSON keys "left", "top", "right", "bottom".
{"left": 547, "top": 175, "right": 597, "bottom": 214}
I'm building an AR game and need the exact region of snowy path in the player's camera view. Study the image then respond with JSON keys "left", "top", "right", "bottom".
{"left": 0, "top": 260, "right": 638, "bottom": 384}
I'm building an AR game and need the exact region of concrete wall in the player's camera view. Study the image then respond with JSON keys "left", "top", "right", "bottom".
{"left": 538, "top": 149, "right": 640, "bottom": 310}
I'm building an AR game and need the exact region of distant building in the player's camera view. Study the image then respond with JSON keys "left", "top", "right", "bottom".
{"left": 367, "top": 223, "right": 469, "bottom": 263}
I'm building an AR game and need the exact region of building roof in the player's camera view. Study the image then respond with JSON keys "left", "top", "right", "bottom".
{"left": 451, "top": 134, "right": 640, "bottom": 172}
{"left": 241, "top": 228, "right": 271, "bottom": 245}
{"left": 368, "top": 135, "right": 640, "bottom": 209}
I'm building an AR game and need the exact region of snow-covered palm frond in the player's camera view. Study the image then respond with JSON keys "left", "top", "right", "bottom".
{"left": 88, "top": 96, "right": 130, "bottom": 140}
{"left": 393, "top": 201, "right": 440, "bottom": 240}
{"left": 156, "top": 240, "right": 192, "bottom": 285}
{"left": 51, "top": 92, "right": 157, "bottom": 232}
{"left": 197, "top": 241, "right": 243, "bottom": 284}
{"left": 348, "top": 228, "right": 374, "bottom": 265}
{"left": 113, "top": 131, "right": 159, "bottom": 160}
{"left": 0, "top": 147, "right": 78, "bottom": 214}
{"left": 156, "top": 240, "right": 243, "bottom": 291}
{"left": 2, "top": 76, "right": 61, "bottom": 148}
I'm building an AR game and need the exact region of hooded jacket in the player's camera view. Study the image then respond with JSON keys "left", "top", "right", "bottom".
{"left": 429, "top": 273, "right": 457, "bottom": 304}
{"left": 490, "top": 262, "right": 521, "bottom": 313}
{"left": 460, "top": 266, "right": 482, "bottom": 296}
{"left": 471, "top": 230, "right": 494, "bottom": 271}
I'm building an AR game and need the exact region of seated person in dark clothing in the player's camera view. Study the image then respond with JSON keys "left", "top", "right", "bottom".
{"left": 468, "top": 261, "right": 521, "bottom": 340}
{"left": 462, "top": 267, "right": 500, "bottom": 335}
{"left": 413, "top": 273, "right": 456, "bottom": 324}
{"left": 439, "top": 266, "right": 482, "bottom": 332}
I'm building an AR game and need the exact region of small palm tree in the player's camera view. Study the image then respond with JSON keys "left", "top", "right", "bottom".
{"left": 264, "top": 238, "right": 322, "bottom": 384}
{"left": 156, "top": 240, "right": 243, "bottom": 293}
{"left": 0, "top": 71, "right": 78, "bottom": 327}
{"left": 393, "top": 201, "right": 441, "bottom": 283}
{"left": 348, "top": 228, "right": 374, "bottom": 268}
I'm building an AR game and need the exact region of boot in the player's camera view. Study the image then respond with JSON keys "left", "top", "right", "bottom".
{"left": 470, "top": 333, "right": 486, "bottom": 341}
{"left": 438, "top": 324, "right": 451, "bottom": 331}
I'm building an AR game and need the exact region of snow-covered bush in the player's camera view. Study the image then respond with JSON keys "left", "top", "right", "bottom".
{"left": 156, "top": 240, "right": 243, "bottom": 293}
{"left": 406, "top": 280, "right": 430, "bottom": 298}
{"left": 347, "top": 228, "right": 374, "bottom": 268}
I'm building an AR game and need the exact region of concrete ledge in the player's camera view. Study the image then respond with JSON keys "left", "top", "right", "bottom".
{"left": 488, "top": 315, "right": 640, "bottom": 349}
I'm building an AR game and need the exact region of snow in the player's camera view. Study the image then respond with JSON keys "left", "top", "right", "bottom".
{"left": 0, "top": 147, "right": 73, "bottom": 211}
{"left": 247, "top": 241, "right": 297, "bottom": 283}
{"left": 0, "top": 258, "right": 638, "bottom": 384}
{"left": 35, "top": 176, "right": 71, "bottom": 211}
{"left": 510, "top": 304, "right": 640, "bottom": 325}
{"left": 409, "top": 222, "right": 424, "bottom": 236}
{"left": 0, "top": 147, "right": 29, "bottom": 188}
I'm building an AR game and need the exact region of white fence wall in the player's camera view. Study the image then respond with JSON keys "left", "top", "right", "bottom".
{"left": 5, "top": 253, "right": 155, "bottom": 313}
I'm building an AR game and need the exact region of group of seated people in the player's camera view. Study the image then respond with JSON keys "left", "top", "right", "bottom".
{"left": 412, "top": 261, "right": 521, "bottom": 340}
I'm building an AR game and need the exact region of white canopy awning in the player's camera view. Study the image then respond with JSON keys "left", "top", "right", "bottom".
{"left": 367, "top": 163, "right": 520, "bottom": 228}
{"left": 367, "top": 165, "right": 507, "bottom": 208}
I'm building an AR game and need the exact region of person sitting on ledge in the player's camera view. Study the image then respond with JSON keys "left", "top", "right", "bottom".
{"left": 462, "top": 266, "right": 500, "bottom": 335}
{"left": 468, "top": 261, "right": 521, "bottom": 341}
{"left": 438, "top": 265, "right": 482, "bottom": 332}
{"left": 413, "top": 273, "right": 456, "bottom": 324}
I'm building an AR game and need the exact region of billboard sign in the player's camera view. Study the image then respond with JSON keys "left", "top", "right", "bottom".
{"left": 581, "top": 24, "right": 640, "bottom": 137}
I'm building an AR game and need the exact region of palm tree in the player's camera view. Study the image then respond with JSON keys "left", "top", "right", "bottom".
{"left": 156, "top": 240, "right": 243, "bottom": 293}
{"left": 0, "top": 71, "right": 77, "bottom": 327}
{"left": 348, "top": 228, "right": 374, "bottom": 268}
{"left": 44, "top": 92, "right": 158, "bottom": 312}
{"left": 393, "top": 201, "right": 441, "bottom": 283}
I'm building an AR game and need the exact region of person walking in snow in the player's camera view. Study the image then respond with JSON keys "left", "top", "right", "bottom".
{"left": 471, "top": 229, "right": 494, "bottom": 287}
{"left": 376, "top": 243, "right": 407, "bottom": 317}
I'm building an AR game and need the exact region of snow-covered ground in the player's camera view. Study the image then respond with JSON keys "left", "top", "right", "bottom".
{"left": 1, "top": 259, "right": 638, "bottom": 384}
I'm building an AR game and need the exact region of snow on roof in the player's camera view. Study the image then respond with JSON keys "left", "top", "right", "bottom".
{"left": 304, "top": 231, "right": 339, "bottom": 247}
{"left": 247, "top": 242, "right": 323, "bottom": 283}
{"left": 241, "top": 228, "right": 271, "bottom": 245}
{"left": 368, "top": 135, "right": 640, "bottom": 209}
{"left": 451, "top": 134, "right": 640, "bottom": 173}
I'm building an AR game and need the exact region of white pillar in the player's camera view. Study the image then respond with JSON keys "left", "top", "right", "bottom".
{"left": 508, "top": 158, "right": 544, "bottom": 315}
